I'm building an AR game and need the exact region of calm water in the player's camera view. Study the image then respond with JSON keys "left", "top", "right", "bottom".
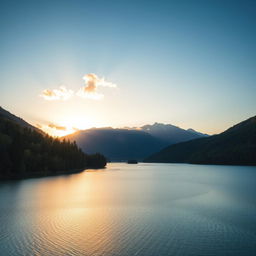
{"left": 0, "top": 163, "right": 256, "bottom": 256}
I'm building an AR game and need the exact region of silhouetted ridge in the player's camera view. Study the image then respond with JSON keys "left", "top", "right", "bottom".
{"left": 0, "top": 107, "right": 106, "bottom": 179}
{"left": 145, "top": 116, "right": 256, "bottom": 166}
{"left": 0, "top": 106, "right": 42, "bottom": 133}
{"left": 64, "top": 124, "right": 207, "bottom": 161}
{"left": 141, "top": 123, "right": 208, "bottom": 144}
{"left": 64, "top": 128, "right": 165, "bottom": 161}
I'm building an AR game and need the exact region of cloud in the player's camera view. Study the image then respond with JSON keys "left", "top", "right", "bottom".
{"left": 40, "top": 86, "right": 73, "bottom": 101}
{"left": 77, "top": 88, "right": 104, "bottom": 100}
{"left": 83, "top": 73, "right": 116, "bottom": 89}
{"left": 48, "top": 123, "right": 67, "bottom": 131}
{"left": 77, "top": 73, "right": 116, "bottom": 100}
{"left": 40, "top": 74, "right": 116, "bottom": 101}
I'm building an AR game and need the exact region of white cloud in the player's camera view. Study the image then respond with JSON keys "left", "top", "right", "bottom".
{"left": 40, "top": 86, "right": 73, "bottom": 101}
{"left": 77, "top": 73, "right": 116, "bottom": 100}
{"left": 40, "top": 74, "right": 116, "bottom": 101}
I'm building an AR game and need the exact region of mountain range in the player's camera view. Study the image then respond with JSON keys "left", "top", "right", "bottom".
{"left": 145, "top": 116, "right": 256, "bottom": 166}
{"left": 64, "top": 124, "right": 208, "bottom": 161}
{"left": 1, "top": 106, "right": 255, "bottom": 166}
{"left": 141, "top": 123, "right": 208, "bottom": 144}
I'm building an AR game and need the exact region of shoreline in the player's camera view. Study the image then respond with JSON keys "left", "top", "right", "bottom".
{"left": 143, "top": 161, "right": 256, "bottom": 167}
{"left": 0, "top": 165, "right": 106, "bottom": 182}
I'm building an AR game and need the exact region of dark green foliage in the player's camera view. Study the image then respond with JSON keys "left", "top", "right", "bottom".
{"left": 86, "top": 153, "right": 107, "bottom": 168}
{"left": 0, "top": 117, "right": 106, "bottom": 179}
{"left": 145, "top": 116, "right": 256, "bottom": 166}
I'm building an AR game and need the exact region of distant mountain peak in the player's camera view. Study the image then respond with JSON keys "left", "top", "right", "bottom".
{"left": 143, "top": 122, "right": 178, "bottom": 128}
{"left": 140, "top": 122, "right": 207, "bottom": 144}
{"left": 187, "top": 128, "right": 208, "bottom": 137}
{"left": 63, "top": 121, "right": 208, "bottom": 161}
{"left": 145, "top": 115, "right": 256, "bottom": 166}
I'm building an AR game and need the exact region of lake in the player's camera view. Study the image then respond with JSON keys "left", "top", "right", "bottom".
{"left": 0, "top": 163, "right": 256, "bottom": 256}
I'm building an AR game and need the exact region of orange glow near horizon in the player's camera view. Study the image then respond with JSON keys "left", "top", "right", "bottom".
{"left": 37, "top": 115, "right": 98, "bottom": 137}
{"left": 41, "top": 125, "right": 77, "bottom": 137}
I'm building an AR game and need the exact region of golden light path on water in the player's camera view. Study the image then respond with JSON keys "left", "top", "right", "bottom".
{"left": 29, "top": 169, "right": 119, "bottom": 255}
{"left": 0, "top": 163, "right": 256, "bottom": 256}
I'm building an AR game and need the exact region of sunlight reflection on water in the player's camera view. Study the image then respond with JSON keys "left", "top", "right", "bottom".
{"left": 0, "top": 163, "right": 256, "bottom": 256}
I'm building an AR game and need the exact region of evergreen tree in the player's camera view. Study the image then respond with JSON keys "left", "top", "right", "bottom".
{"left": 0, "top": 117, "right": 107, "bottom": 179}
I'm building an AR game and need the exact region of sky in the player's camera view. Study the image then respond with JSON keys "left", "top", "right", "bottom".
{"left": 0, "top": 0, "right": 255, "bottom": 136}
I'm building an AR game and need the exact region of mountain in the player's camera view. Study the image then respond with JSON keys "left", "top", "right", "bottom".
{"left": 141, "top": 123, "right": 208, "bottom": 144}
{"left": 64, "top": 128, "right": 166, "bottom": 161}
{"left": 145, "top": 116, "right": 256, "bottom": 166}
{"left": 0, "top": 106, "right": 40, "bottom": 132}
{"left": 187, "top": 128, "right": 209, "bottom": 137}
{"left": 0, "top": 107, "right": 106, "bottom": 179}
{"left": 63, "top": 124, "right": 207, "bottom": 161}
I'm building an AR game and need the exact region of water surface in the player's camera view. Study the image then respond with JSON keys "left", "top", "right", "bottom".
{"left": 0, "top": 163, "right": 256, "bottom": 256}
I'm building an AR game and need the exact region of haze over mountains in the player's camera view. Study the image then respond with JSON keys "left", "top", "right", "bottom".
{"left": 141, "top": 123, "right": 208, "bottom": 144}
{"left": 145, "top": 116, "right": 256, "bottom": 166}
{"left": 64, "top": 123, "right": 208, "bottom": 161}
{"left": 1, "top": 106, "right": 255, "bottom": 166}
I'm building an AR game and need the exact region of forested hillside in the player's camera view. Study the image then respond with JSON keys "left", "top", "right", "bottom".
{"left": 0, "top": 116, "right": 106, "bottom": 179}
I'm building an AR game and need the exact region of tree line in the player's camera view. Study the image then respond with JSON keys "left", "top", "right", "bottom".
{"left": 0, "top": 117, "right": 106, "bottom": 179}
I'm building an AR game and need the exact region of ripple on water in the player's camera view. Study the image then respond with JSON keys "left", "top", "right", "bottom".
{"left": 0, "top": 163, "right": 256, "bottom": 256}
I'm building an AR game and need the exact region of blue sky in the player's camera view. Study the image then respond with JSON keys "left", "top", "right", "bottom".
{"left": 0, "top": 0, "right": 255, "bottom": 135}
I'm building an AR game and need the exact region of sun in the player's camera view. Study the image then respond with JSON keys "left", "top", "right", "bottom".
{"left": 39, "top": 116, "right": 95, "bottom": 137}
{"left": 62, "top": 116, "right": 95, "bottom": 130}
